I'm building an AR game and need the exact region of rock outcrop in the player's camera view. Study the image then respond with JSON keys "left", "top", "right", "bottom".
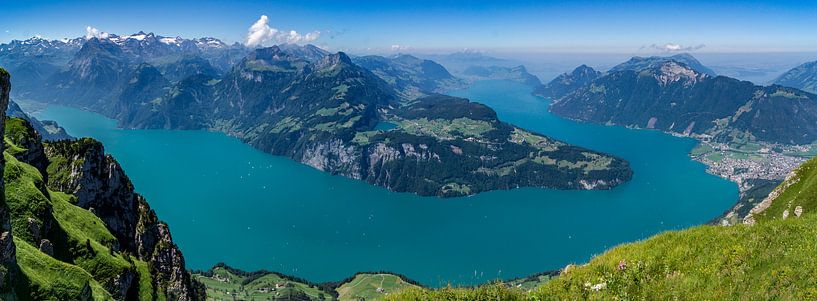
{"left": 0, "top": 67, "right": 19, "bottom": 297}
{"left": 44, "top": 138, "right": 197, "bottom": 300}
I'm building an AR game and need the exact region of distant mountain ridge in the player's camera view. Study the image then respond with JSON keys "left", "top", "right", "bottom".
{"left": 6, "top": 100, "right": 71, "bottom": 141}
{"left": 535, "top": 64, "right": 602, "bottom": 99}
{"left": 548, "top": 57, "right": 817, "bottom": 145}
{"left": 462, "top": 65, "right": 542, "bottom": 87}
{"left": 774, "top": 60, "right": 817, "bottom": 94}
{"left": 609, "top": 53, "right": 717, "bottom": 76}
{"left": 353, "top": 54, "right": 464, "bottom": 100}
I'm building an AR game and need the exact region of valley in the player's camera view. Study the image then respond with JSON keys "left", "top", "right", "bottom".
{"left": 2, "top": 35, "right": 631, "bottom": 197}
{"left": 21, "top": 79, "right": 737, "bottom": 287}
{"left": 539, "top": 54, "right": 817, "bottom": 225}
{"left": 3, "top": 1, "right": 817, "bottom": 299}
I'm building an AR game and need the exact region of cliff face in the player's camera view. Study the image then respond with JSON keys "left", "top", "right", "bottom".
{"left": 0, "top": 68, "right": 19, "bottom": 298}
{"left": 0, "top": 68, "right": 200, "bottom": 300}
{"left": 44, "top": 138, "right": 198, "bottom": 300}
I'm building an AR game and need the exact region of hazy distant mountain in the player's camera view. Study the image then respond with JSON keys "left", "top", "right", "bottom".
{"left": 773, "top": 60, "right": 817, "bottom": 93}
{"left": 276, "top": 43, "right": 330, "bottom": 62}
{"left": 535, "top": 65, "right": 602, "bottom": 99}
{"left": 0, "top": 33, "right": 248, "bottom": 97}
{"left": 432, "top": 51, "right": 511, "bottom": 66}
{"left": 462, "top": 65, "right": 542, "bottom": 87}
{"left": 353, "top": 54, "right": 464, "bottom": 100}
{"left": 552, "top": 59, "right": 817, "bottom": 144}
{"left": 157, "top": 56, "right": 220, "bottom": 82}
{"left": 536, "top": 54, "right": 715, "bottom": 100}
{"left": 609, "top": 53, "right": 717, "bottom": 76}
{"left": 422, "top": 51, "right": 516, "bottom": 75}
{"left": 6, "top": 100, "right": 71, "bottom": 140}
{"left": 0, "top": 36, "right": 86, "bottom": 60}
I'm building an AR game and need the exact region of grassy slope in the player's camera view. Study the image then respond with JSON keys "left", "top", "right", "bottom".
{"left": 192, "top": 267, "right": 422, "bottom": 301}
{"left": 755, "top": 157, "right": 817, "bottom": 222}
{"left": 3, "top": 119, "right": 157, "bottom": 300}
{"left": 193, "top": 266, "right": 330, "bottom": 300}
{"left": 335, "top": 273, "right": 418, "bottom": 301}
{"left": 4, "top": 153, "right": 115, "bottom": 300}
{"left": 388, "top": 158, "right": 817, "bottom": 300}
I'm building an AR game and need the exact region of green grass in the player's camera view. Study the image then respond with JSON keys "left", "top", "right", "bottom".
{"left": 336, "top": 273, "right": 419, "bottom": 301}
{"left": 269, "top": 116, "right": 303, "bottom": 134}
{"left": 134, "top": 261, "right": 156, "bottom": 301}
{"left": 15, "top": 237, "right": 115, "bottom": 301}
{"left": 689, "top": 142, "right": 714, "bottom": 156}
{"left": 505, "top": 273, "right": 555, "bottom": 292}
{"left": 352, "top": 131, "right": 379, "bottom": 145}
{"left": 706, "top": 152, "right": 724, "bottom": 162}
{"left": 3, "top": 153, "right": 52, "bottom": 243}
{"left": 48, "top": 190, "right": 136, "bottom": 290}
{"left": 393, "top": 117, "right": 494, "bottom": 140}
{"left": 509, "top": 128, "right": 561, "bottom": 151}
{"left": 49, "top": 191, "right": 118, "bottom": 247}
{"left": 193, "top": 266, "right": 330, "bottom": 301}
{"left": 385, "top": 283, "right": 526, "bottom": 301}
{"left": 4, "top": 135, "right": 156, "bottom": 300}
{"left": 388, "top": 215, "right": 817, "bottom": 300}
{"left": 755, "top": 157, "right": 817, "bottom": 222}
{"left": 4, "top": 118, "right": 36, "bottom": 154}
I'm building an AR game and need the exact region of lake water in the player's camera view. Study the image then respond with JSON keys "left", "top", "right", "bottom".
{"left": 28, "top": 80, "right": 737, "bottom": 286}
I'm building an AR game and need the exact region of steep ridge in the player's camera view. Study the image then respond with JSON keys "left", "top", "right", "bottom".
{"left": 535, "top": 64, "right": 602, "bottom": 99}
{"left": 0, "top": 68, "right": 19, "bottom": 299}
{"left": 0, "top": 68, "right": 201, "bottom": 300}
{"left": 774, "top": 60, "right": 817, "bottom": 94}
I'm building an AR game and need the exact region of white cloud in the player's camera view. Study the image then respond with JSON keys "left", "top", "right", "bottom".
{"left": 245, "top": 15, "right": 320, "bottom": 47}
{"left": 645, "top": 43, "right": 705, "bottom": 52}
{"left": 85, "top": 26, "right": 109, "bottom": 39}
{"left": 390, "top": 44, "right": 412, "bottom": 52}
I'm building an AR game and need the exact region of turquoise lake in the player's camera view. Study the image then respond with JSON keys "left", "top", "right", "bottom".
{"left": 28, "top": 80, "right": 738, "bottom": 286}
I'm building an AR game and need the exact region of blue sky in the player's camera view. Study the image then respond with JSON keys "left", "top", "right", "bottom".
{"left": 2, "top": 0, "right": 817, "bottom": 53}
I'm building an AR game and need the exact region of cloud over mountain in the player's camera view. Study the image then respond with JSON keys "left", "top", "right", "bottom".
{"left": 245, "top": 15, "right": 320, "bottom": 47}
{"left": 85, "top": 26, "right": 109, "bottom": 39}
{"left": 644, "top": 43, "right": 706, "bottom": 52}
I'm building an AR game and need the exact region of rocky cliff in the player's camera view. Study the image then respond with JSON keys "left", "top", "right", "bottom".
{"left": 0, "top": 68, "right": 19, "bottom": 299}
{"left": 0, "top": 67, "right": 201, "bottom": 300}
{"left": 44, "top": 138, "right": 199, "bottom": 300}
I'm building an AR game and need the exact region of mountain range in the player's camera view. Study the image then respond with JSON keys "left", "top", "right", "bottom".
{"left": 462, "top": 65, "right": 542, "bottom": 87}
{"left": 352, "top": 54, "right": 464, "bottom": 100}
{"left": 0, "top": 34, "right": 632, "bottom": 197}
{"left": 6, "top": 100, "right": 70, "bottom": 141}
{"left": 540, "top": 54, "right": 817, "bottom": 145}
{"left": 774, "top": 60, "right": 817, "bottom": 94}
